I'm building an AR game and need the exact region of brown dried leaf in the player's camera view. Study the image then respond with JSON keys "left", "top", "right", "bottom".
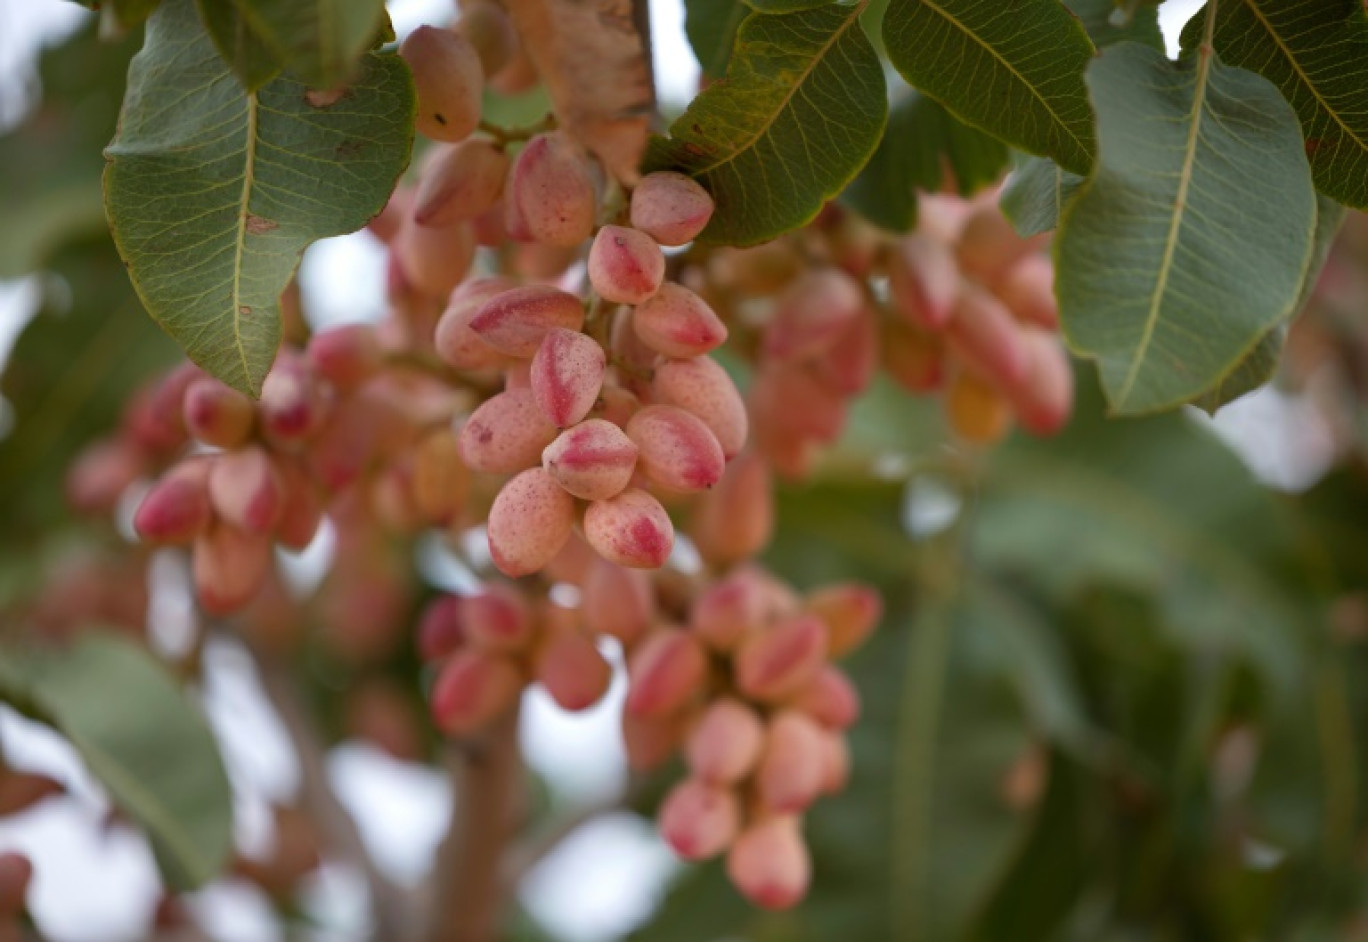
{"left": 503, "top": 0, "right": 653, "bottom": 182}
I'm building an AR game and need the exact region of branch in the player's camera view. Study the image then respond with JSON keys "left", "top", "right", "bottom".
{"left": 251, "top": 650, "right": 412, "bottom": 941}
{"left": 631, "top": 0, "right": 658, "bottom": 128}
{"left": 425, "top": 706, "right": 525, "bottom": 942}
{"left": 501, "top": 785, "right": 630, "bottom": 885}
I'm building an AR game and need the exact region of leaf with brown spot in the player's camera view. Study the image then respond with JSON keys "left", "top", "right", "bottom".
{"left": 104, "top": 0, "right": 415, "bottom": 396}
{"left": 503, "top": 0, "right": 653, "bottom": 182}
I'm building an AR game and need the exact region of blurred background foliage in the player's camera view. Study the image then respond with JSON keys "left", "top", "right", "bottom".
{"left": 3, "top": 10, "right": 1368, "bottom": 942}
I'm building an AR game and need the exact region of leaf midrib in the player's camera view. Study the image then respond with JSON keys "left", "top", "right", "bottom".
{"left": 231, "top": 92, "right": 259, "bottom": 390}
{"left": 1237, "top": 0, "right": 1368, "bottom": 157}
{"left": 916, "top": 0, "right": 1090, "bottom": 160}
{"left": 684, "top": 3, "right": 864, "bottom": 178}
{"left": 1116, "top": 44, "right": 1215, "bottom": 405}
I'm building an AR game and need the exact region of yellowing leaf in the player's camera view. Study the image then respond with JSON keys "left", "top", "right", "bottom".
{"left": 645, "top": 3, "right": 887, "bottom": 246}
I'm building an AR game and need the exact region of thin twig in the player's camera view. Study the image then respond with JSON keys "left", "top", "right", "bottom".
{"left": 501, "top": 784, "right": 633, "bottom": 885}
{"left": 250, "top": 650, "right": 411, "bottom": 942}
{"left": 630, "top": 0, "right": 658, "bottom": 128}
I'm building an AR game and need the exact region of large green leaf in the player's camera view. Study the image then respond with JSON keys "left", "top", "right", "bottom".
{"left": 643, "top": 3, "right": 887, "bottom": 246}
{"left": 882, "top": 0, "right": 1096, "bottom": 175}
{"left": 105, "top": 0, "right": 415, "bottom": 396}
{"left": 1185, "top": 0, "right": 1368, "bottom": 210}
{"left": 0, "top": 633, "right": 234, "bottom": 890}
{"left": 1054, "top": 41, "right": 1316, "bottom": 414}
{"left": 841, "top": 90, "right": 1008, "bottom": 232}
{"left": 226, "top": 0, "right": 388, "bottom": 89}
{"left": 1191, "top": 194, "right": 1347, "bottom": 413}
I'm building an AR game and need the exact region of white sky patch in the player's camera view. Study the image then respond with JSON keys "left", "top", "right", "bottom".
{"left": 519, "top": 813, "right": 680, "bottom": 942}
{"left": 1158, "top": 0, "right": 1206, "bottom": 56}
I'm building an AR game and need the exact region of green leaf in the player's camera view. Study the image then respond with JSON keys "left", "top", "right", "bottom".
{"left": 998, "top": 154, "right": 1083, "bottom": 237}
{"left": 969, "top": 756, "right": 1095, "bottom": 942}
{"left": 643, "top": 3, "right": 887, "bottom": 246}
{"left": 0, "top": 22, "right": 141, "bottom": 278}
{"left": 1054, "top": 41, "right": 1317, "bottom": 414}
{"left": 1065, "top": 0, "right": 1162, "bottom": 49}
{"left": 757, "top": 483, "right": 1034, "bottom": 942}
{"left": 970, "top": 578, "right": 1098, "bottom": 761}
{"left": 1185, "top": 0, "right": 1368, "bottom": 210}
{"left": 0, "top": 238, "right": 179, "bottom": 539}
{"left": 0, "top": 633, "right": 234, "bottom": 890}
{"left": 1248, "top": 656, "right": 1357, "bottom": 859}
{"left": 683, "top": 0, "right": 749, "bottom": 80}
{"left": 196, "top": 0, "right": 284, "bottom": 91}
{"left": 882, "top": 0, "right": 1096, "bottom": 175}
{"left": 1299, "top": 469, "right": 1368, "bottom": 592}
{"left": 973, "top": 374, "right": 1316, "bottom": 700}
{"left": 105, "top": 0, "right": 415, "bottom": 396}
{"left": 373, "top": 8, "right": 396, "bottom": 46}
{"left": 1187, "top": 327, "right": 1286, "bottom": 415}
{"left": 480, "top": 84, "right": 553, "bottom": 129}
{"left": 628, "top": 864, "right": 761, "bottom": 942}
{"left": 1190, "top": 194, "right": 1347, "bottom": 413}
{"left": 229, "top": 0, "right": 389, "bottom": 90}
{"left": 107, "top": 0, "right": 163, "bottom": 28}
{"left": 1295, "top": 194, "right": 1349, "bottom": 317}
{"left": 798, "top": 591, "right": 1035, "bottom": 942}
{"left": 68, "top": 0, "right": 162, "bottom": 29}
{"left": 834, "top": 371, "right": 949, "bottom": 464}
{"left": 841, "top": 90, "right": 1009, "bottom": 232}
